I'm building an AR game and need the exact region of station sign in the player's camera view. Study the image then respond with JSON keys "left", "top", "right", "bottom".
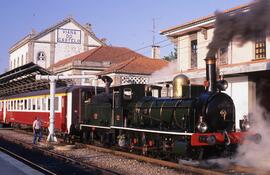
{"left": 57, "top": 28, "right": 81, "bottom": 44}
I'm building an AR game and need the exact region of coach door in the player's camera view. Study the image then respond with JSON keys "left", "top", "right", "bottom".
{"left": 72, "top": 88, "right": 80, "bottom": 126}
{"left": 0, "top": 101, "right": 3, "bottom": 123}
{"left": 3, "top": 100, "right": 6, "bottom": 123}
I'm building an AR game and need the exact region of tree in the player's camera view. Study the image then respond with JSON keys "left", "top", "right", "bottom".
{"left": 164, "top": 47, "right": 177, "bottom": 61}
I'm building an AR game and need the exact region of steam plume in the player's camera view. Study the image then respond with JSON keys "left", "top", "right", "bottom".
{"left": 150, "top": 60, "right": 177, "bottom": 83}
{"left": 207, "top": 0, "right": 270, "bottom": 57}
{"left": 235, "top": 103, "right": 270, "bottom": 171}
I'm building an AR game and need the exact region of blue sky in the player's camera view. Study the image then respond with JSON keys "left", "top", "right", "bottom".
{"left": 0, "top": 0, "right": 251, "bottom": 73}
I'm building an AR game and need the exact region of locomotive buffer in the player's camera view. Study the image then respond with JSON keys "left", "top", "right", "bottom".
{"left": 36, "top": 74, "right": 97, "bottom": 142}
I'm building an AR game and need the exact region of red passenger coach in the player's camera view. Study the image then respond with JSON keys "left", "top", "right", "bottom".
{"left": 0, "top": 86, "right": 99, "bottom": 133}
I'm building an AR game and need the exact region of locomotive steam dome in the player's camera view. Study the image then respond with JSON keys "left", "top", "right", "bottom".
{"left": 173, "top": 74, "right": 190, "bottom": 98}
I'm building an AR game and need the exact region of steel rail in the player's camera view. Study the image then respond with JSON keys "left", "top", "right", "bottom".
{"left": 0, "top": 146, "right": 56, "bottom": 175}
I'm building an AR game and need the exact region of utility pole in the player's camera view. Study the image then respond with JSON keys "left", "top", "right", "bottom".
{"left": 36, "top": 74, "right": 97, "bottom": 142}
{"left": 151, "top": 18, "right": 160, "bottom": 59}
{"left": 152, "top": 18, "right": 156, "bottom": 46}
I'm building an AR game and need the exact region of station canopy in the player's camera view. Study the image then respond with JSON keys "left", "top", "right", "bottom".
{"left": 0, "top": 62, "right": 68, "bottom": 97}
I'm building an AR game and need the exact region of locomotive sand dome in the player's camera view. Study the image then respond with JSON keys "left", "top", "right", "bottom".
{"left": 172, "top": 74, "right": 189, "bottom": 98}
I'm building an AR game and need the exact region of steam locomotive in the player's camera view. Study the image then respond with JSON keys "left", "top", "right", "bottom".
{"left": 79, "top": 57, "right": 261, "bottom": 159}
{"left": 0, "top": 57, "right": 260, "bottom": 160}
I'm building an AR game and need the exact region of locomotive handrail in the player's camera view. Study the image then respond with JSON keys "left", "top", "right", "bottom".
{"left": 110, "top": 126, "right": 193, "bottom": 136}
{"left": 80, "top": 124, "right": 111, "bottom": 130}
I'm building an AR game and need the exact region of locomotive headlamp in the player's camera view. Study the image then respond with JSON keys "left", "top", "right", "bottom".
{"left": 197, "top": 116, "right": 208, "bottom": 133}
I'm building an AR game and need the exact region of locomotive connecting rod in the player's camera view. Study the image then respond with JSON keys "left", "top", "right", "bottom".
{"left": 36, "top": 74, "right": 98, "bottom": 142}
{"left": 205, "top": 57, "right": 217, "bottom": 92}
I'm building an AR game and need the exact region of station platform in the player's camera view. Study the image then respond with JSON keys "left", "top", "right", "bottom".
{"left": 0, "top": 151, "right": 44, "bottom": 175}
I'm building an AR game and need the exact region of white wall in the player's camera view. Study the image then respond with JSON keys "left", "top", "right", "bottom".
{"left": 231, "top": 41, "right": 254, "bottom": 64}
{"left": 265, "top": 35, "right": 270, "bottom": 59}
{"left": 225, "top": 76, "right": 248, "bottom": 130}
{"left": 177, "top": 27, "right": 261, "bottom": 71}
{"left": 54, "top": 22, "right": 84, "bottom": 63}
{"left": 177, "top": 35, "right": 190, "bottom": 71}
{"left": 9, "top": 44, "right": 28, "bottom": 70}
{"left": 81, "top": 70, "right": 100, "bottom": 86}
{"left": 34, "top": 42, "right": 51, "bottom": 68}
{"left": 9, "top": 20, "right": 102, "bottom": 70}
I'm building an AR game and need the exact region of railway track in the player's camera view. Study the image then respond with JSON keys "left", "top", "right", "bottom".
{"left": 0, "top": 133, "right": 119, "bottom": 175}
{"left": 0, "top": 129, "right": 268, "bottom": 175}
{"left": 0, "top": 145, "right": 56, "bottom": 175}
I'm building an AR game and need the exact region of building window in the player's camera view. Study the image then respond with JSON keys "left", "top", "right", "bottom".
{"left": 37, "top": 51, "right": 46, "bottom": 61}
{"left": 191, "top": 40, "right": 197, "bottom": 69}
{"left": 255, "top": 34, "right": 266, "bottom": 59}
{"left": 218, "top": 47, "right": 228, "bottom": 65}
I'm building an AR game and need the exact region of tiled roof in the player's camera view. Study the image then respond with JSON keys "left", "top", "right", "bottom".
{"left": 50, "top": 46, "right": 147, "bottom": 69}
{"left": 160, "top": 3, "right": 250, "bottom": 35}
{"left": 97, "top": 56, "right": 169, "bottom": 75}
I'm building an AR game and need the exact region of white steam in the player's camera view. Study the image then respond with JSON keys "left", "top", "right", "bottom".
{"left": 202, "top": 103, "right": 270, "bottom": 173}
{"left": 150, "top": 60, "right": 178, "bottom": 84}
{"left": 235, "top": 104, "right": 270, "bottom": 170}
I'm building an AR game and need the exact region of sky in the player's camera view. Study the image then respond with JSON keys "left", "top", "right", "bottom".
{"left": 0, "top": 0, "right": 251, "bottom": 74}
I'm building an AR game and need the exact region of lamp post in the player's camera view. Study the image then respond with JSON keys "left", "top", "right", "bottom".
{"left": 36, "top": 74, "right": 97, "bottom": 142}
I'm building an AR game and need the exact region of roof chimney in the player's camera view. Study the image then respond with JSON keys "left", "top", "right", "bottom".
{"left": 151, "top": 45, "right": 160, "bottom": 59}
{"left": 84, "top": 23, "right": 92, "bottom": 32}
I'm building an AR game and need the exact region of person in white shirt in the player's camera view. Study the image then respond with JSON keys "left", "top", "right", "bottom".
{"left": 33, "top": 117, "right": 42, "bottom": 144}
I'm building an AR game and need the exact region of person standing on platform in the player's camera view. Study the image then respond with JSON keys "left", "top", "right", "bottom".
{"left": 32, "top": 117, "right": 42, "bottom": 144}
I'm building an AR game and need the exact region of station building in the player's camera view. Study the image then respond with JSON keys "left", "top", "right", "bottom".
{"left": 159, "top": 4, "right": 270, "bottom": 129}
{"left": 8, "top": 17, "right": 168, "bottom": 88}
{"left": 9, "top": 17, "right": 105, "bottom": 70}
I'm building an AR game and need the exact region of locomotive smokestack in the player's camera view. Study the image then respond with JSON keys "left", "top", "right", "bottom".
{"left": 100, "top": 75, "right": 113, "bottom": 94}
{"left": 205, "top": 57, "right": 217, "bottom": 92}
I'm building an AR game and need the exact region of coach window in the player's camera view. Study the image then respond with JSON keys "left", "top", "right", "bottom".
{"left": 14, "top": 100, "right": 17, "bottom": 110}
{"left": 54, "top": 97, "right": 59, "bottom": 111}
{"left": 17, "top": 100, "right": 20, "bottom": 110}
{"left": 42, "top": 98, "right": 47, "bottom": 111}
{"left": 37, "top": 98, "right": 41, "bottom": 110}
{"left": 27, "top": 99, "right": 31, "bottom": 110}
{"left": 16, "top": 100, "right": 18, "bottom": 110}
{"left": 7, "top": 101, "right": 9, "bottom": 111}
{"left": 24, "top": 99, "right": 27, "bottom": 110}
{"left": 32, "top": 98, "right": 36, "bottom": 110}
{"left": 10, "top": 101, "right": 13, "bottom": 110}
{"left": 18, "top": 100, "right": 22, "bottom": 110}
{"left": 19, "top": 100, "right": 23, "bottom": 110}
{"left": 48, "top": 99, "right": 50, "bottom": 111}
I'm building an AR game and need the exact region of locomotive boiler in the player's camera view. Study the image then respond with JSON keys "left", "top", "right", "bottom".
{"left": 80, "top": 57, "right": 260, "bottom": 159}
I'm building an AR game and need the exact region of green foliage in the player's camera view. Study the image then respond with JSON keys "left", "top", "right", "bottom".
{"left": 164, "top": 47, "right": 177, "bottom": 61}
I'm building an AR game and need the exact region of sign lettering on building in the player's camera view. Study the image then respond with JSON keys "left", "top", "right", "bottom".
{"left": 57, "top": 28, "right": 81, "bottom": 44}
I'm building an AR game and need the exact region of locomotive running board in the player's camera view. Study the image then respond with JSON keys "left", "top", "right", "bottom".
{"left": 110, "top": 126, "right": 193, "bottom": 136}
{"left": 80, "top": 124, "right": 193, "bottom": 136}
